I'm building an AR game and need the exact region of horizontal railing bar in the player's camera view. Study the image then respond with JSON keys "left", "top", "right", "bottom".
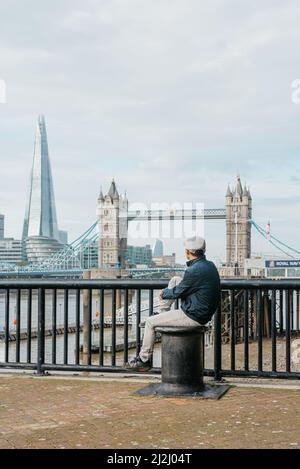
{"left": 1, "top": 278, "right": 300, "bottom": 289}
{"left": 219, "top": 369, "right": 300, "bottom": 379}
{"left": 0, "top": 362, "right": 37, "bottom": 370}
{"left": 221, "top": 279, "right": 300, "bottom": 289}
{"left": 41, "top": 364, "right": 162, "bottom": 374}
{"left": 1, "top": 364, "right": 299, "bottom": 380}
{"left": 0, "top": 280, "right": 169, "bottom": 289}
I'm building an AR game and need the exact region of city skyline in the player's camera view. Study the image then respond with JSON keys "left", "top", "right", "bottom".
{"left": 0, "top": 115, "right": 298, "bottom": 264}
{"left": 1, "top": 1, "right": 300, "bottom": 262}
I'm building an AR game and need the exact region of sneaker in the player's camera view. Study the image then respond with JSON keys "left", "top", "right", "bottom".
{"left": 124, "top": 356, "right": 152, "bottom": 372}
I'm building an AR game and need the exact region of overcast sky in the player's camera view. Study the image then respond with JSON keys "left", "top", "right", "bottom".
{"left": 1, "top": 0, "right": 300, "bottom": 263}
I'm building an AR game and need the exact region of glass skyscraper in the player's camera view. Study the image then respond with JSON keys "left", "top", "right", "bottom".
{"left": 22, "top": 115, "right": 65, "bottom": 262}
{"left": 152, "top": 239, "right": 164, "bottom": 257}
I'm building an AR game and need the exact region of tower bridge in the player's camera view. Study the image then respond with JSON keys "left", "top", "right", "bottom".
{"left": 97, "top": 177, "right": 251, "bottom": 274}
{"left": 127, "top": 208, "right": 226, "bottom": 221}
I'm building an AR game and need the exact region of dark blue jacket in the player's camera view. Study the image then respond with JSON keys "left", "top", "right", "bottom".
{"left": 162, "top": 256, "right": 220, "bottom": 324}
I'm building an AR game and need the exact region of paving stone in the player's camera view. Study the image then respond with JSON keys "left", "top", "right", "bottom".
{"left": 0, "top": 375, "right": 299, "bottom": 448}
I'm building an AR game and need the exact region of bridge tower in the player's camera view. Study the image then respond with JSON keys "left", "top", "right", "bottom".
{"left": 97, "top": 180, "right": 128, "bottom": 268}
{"left": 226, "top": 176, "right": 252, "bottom": 274}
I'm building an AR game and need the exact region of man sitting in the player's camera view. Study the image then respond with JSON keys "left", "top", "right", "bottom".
{"left": 125, "top": 236, "right": 221, "bottom": 371}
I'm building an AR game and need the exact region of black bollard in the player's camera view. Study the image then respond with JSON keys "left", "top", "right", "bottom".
{"left": 159, "top": 326, "right": 205, "bottom": 393}
{"left": 135, "top": 325, "right": 230, "bottom": 399}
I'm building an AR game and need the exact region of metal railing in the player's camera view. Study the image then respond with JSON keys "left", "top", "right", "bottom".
{"left": 0, "top": 279, "right": 300, "bottom": 379}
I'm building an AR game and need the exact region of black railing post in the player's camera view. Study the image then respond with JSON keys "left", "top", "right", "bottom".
{"left": 37, "top": 288, "right": 45, "bottom": 375}
{"left": 243, "top": 289, "right": 249, "bottom": 372}
{"left": 75, "top": 288, "right": 80, "bottom": 365}
{"left": 111, "top": 289, "right": 117, "bottom": 366}
{"left": 123, "top": 289, "right": 129, "bottom": 364}
{"left": 82, "top": 271, "right": 91, "bottom": 365}
{"left": 87, "top": 288, "right": 92, "bottom": 366}
{"left": 257, "top": 289, "right": 263, "bottom": 373}
{"left": 271, "top": 289, "right": 277, "bottom": 373}
{"left": 16, "top": 288, "right": 21, "bottom": 363}
{"left": 63, "top": 289, "right": 69, "bottom": 365}
{"left": 279, "top": 290, "right": 284, "bottom": 334}
{"left": 214, "top": 297, "right": 222, "bottom": 381}
{"left": 296, "top": 290, "right": 300, "bottom": 335}
{"left": 285, "top": 289, "right": 291, "bottom": 373}
{"left": 99, "top": 288, "right": 104, "bottom": 366}
{"left": 290, "top": 290, "right": 294, "bottom": 332}
{"left": 149, "top": 289, "right": 154, "bottom": 316}
{"left": 4, "top": 289, "right": 10, "bottom": 363}
{"left": 136, "top": 289, "right": 141, "bottom": 356}
{"left": 52, "top": 289, "right": 57, "bottom": 365}
{"left": 27, "top": 289, "right": 32, "bottom": 363}
{"left": 230, "top": 290, "right": 235, "bottom": 371}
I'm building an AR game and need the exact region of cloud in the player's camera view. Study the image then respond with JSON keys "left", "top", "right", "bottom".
{"left": 0, "top": 1, "right": 300, "bottom": 261}
{"left": 61, "top": 10, "right": 94, "bottom": 31}
{"left": 0, "top": 46, "right": 53, "bottom": 67}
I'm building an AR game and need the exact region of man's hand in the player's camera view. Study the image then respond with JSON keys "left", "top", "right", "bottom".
{"left": 159, "top": 289, "right": 165, "bottom": 300}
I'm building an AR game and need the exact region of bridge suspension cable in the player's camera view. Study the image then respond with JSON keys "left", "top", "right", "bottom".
{"left": 2, "top": 217, "right": 300, "bottom": 275}
{"left": 251, "top": 220, "right": 299, "bottom": 259}
{"left": 0, "top": 221, "right": 99, "bottom": 274}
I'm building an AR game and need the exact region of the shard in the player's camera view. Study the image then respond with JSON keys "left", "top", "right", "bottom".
{"left": 22, "top": 115, "right": 64, "bottom": 262}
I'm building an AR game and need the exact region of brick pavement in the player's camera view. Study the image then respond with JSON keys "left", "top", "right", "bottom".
{"left": 0, "top": 374, "right": 299, "bottom": 449}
